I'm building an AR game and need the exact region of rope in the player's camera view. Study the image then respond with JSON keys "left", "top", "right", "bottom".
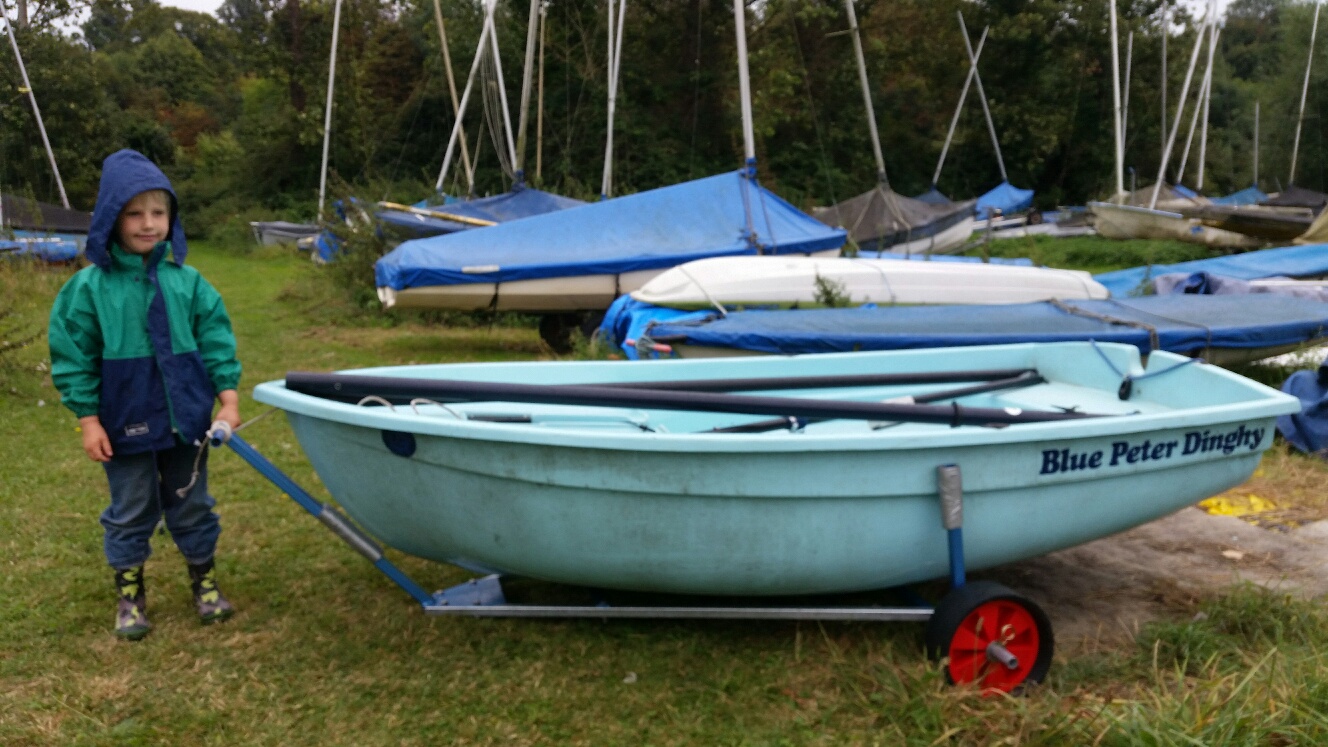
{"left": 786, "top": 7, "right": 837, "bottom": 210}
{"left": 409, "top": 398, "right": 466, "bottom": 418}
{"left": 676, "top": 263, "right": 728, "bottom": 317}
{"left": 1090, "top": 339, "right": 1199, "bottom": 400}
{"left": 739, "top": 172, "right": 759, "bottom": 251}
{"left": 175, "top": 408, "right": 279, "bottom": 498}
{"left": 1048, "top": 298, "right": 1161, "bottom": 351}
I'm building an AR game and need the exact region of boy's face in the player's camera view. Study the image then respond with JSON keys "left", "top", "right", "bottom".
{"left": 116, "top": 192, "right": 170, "bottom": 255}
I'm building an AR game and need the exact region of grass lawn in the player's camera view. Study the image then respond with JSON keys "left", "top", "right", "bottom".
{"left": 1, "top": 240, "right": 1325, "bottom": 746}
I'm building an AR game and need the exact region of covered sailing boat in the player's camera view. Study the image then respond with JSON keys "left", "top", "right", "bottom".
{"left": 812, "top": 189, "right": 973, "bottom": 255}
{"left": 811, "top": 1, "right": 974, "bottom": 255}
{"left": 375, "top": 170, "right": 846, "bottom": 312}
{"left": 376, "top": 0, "right": 846, "bottom": 349}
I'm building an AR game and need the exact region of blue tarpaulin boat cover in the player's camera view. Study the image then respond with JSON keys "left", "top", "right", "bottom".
{"left": 1094, "top": 243, "right": 1328, "bottom": 296}
{"left": 376, "top": 171, "right": 847, "bottom": 290}
{"left": 1211, "top": 186, "right": 1268, "bottom": 207}
{"left": 1155, "top": 272, "right": 1328, "bottom": 303}
{"left": 379, "top": 186, "right": 585, "bottom": 237}
{"left": 1173, "top": 184, "right": 1200, "bottom": 199}
{"left": 975, "top": 181, "right": 1035, "bottom": 220}
{"left": 0, "top": 232, "right": 81, "bottom": 262}
{"left": 637, "top": 295, "right": 1328, "bottom": 357}
{"left": 1277, "top": 356, "right": 1328, "bottom": 457}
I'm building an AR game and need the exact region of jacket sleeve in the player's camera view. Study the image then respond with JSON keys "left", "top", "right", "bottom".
{"left": 192, "top": 275, "right": 242, "bottom": 395}
{"left": 48, "top": 274, "right": 103, "bottom": 418}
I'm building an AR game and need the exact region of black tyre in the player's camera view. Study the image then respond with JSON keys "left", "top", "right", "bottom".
{"left": 924, "top": 580, "right": 1054, "bottom": 693}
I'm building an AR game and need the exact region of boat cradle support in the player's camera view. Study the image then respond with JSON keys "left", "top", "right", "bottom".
{"left": 216, "top": 431, "right": 972, "bottom": 623}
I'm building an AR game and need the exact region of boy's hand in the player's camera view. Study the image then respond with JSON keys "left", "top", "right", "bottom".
{"left": 79, "top": 416, "right": 113, "bottom": 462}
{"left": 215, "top": 389, "right": 241, "bottom": 430}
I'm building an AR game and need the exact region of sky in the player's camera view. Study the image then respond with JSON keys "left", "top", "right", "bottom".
{"left": 158, "top": 0, "right": 223, "bottom": 15}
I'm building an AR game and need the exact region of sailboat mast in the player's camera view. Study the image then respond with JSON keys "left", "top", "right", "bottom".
{"left": 516, "top": 0, "right": 542, "bottom": 180}
{"left": 1176, "top": 67, "right": 1209, "bottom": 184}
{"left": 1149, "top": 6, "right": 1209, "bottom": 210}
{"left": 601, "top": 0, "right": 627, "bottom": 198}
{"left": 316, "top": 0, "right": 343, "bottom": 221}
{"left": 432, "top": 0, "right": 475, "bottom": 194}
{"left": 436, "top": 0, "right": 499, "bottom": 191}
{"left": 485, "top": 7, "right": 521, "bottom": 178}
{"left": 1122, "top": 30, "right": 1133, "bottom": 160}
{"left": 1109, "top": 0, "right": 1124, "bottom": 197}
{"left": 843, "top": 0, "right": 887, "bottom": 185}
{"left": 2, "top": 13, "right": 69, "bottom": 209}
{"left": 1161, "top": 5, "right": 1168, "bottom": 159}
{"left": 536, "top": 4, "right": 546, "bottom": 184}
{"left": 932, "top": 27, "right": 988, "bottom": 188}
{"left": 732, "top": 0, "right": 756, "bottom": 172}
{"left": 1196, "top": 1, "right": 1217, "bottom": 191}
{"left": 958, "top": 12, "right": 1007, "bottom": 183}
{"left": 1290, "top": 0, "right": 1321, "bottom": 186}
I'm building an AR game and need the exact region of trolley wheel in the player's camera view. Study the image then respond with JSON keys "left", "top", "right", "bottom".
{"left": 924, "top": 580, "right": 1054, "bottom": 694}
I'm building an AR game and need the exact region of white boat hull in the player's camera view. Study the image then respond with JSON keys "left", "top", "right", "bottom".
{"left": 629, "top": 256, "right": 1109, "bottom": 310}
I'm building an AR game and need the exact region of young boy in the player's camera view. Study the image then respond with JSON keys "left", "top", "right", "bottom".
{"left": 48, "top": 149, "right": 242, "bottom": 640}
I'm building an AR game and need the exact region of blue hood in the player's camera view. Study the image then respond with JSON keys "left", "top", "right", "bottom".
{"left": 86, "top": 149, "right": 187, "bottom": 270}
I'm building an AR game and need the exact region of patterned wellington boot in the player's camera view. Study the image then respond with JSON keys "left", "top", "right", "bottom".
{"left": 187, "top": 559, "right": 234, "bottom": 624}
{"left": 114, "top": 566, "right": 152, "bottom": 641}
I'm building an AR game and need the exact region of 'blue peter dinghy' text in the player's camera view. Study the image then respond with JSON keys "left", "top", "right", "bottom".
{"left": 1039, "top": 425, "right": 1265, "bottom": 476}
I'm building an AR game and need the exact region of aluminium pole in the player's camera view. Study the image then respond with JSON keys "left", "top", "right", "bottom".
{"left": 1176, "top": 67, "right": 1208, "bottom": 185}
{"left": 1109, "top": 0, "right": 1124, "bottom": 198}
{"left": 516, "top": 0, "right": 542, "bottom": 178}
{"left": 1196, "top": 3, "right": 1218, "bottom": 191}
{"left": 733, "top": 0, "right": 756, "bottom": 171}
{"left": 435, "top": 2, "right": 498, "bottom": 191}
{"left": 1149, "top": 6, "right": 1208, "bottom": 210}
{"left": 932, "top": 27, "right": 988, "bottom": 188}
{"left": 844, "top": 0, "right": 887, "bottom": 185}
{"left": 1122, "top": 30, "right": 1132, "bottom": 161}
{"left": 1161, "top": 5, "right": 1168, "bottom": 159}
{"left": 1290, "top": 0, "right": 1322, "bottom": 186}
{"left": 316, "top": 0, "right": 343, "bottom": 221}
{"left": 959, "top": 12, "right": 1007, "bottom": 183}
{"left": 601, "top": 0, "right": 627, "bottom": 198}
{"left": 432, "top": 0, "right": 475, "bottom": 193}
{"left": 536, "top": 4, "right": 546, "bottom": 184}
{"left": 2, "top": 14, "right": 69, "bottom": 209}
{"left": 484, "top": 3, "right": 521, "bottom": 177}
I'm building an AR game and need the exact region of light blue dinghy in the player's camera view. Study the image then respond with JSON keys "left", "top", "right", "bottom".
{"left": 251, "top": 342, "right": 1297, "bottom": 598}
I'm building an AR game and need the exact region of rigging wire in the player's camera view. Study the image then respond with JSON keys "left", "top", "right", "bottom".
{"left": 687, "top": 0, "right": 704, "bottom": 181}
{"left": 787, "top": 4, "right": 837, "bottom": 209}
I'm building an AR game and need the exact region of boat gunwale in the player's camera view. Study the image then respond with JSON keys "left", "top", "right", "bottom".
{"left": 251, "top": 345, "right": 1300, "bottom": 454}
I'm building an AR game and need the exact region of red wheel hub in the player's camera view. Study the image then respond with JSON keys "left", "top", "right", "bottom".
{"left": 946, "top": 598, "right": 1042, "bottom": 693}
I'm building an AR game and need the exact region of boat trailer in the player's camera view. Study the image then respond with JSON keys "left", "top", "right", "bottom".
{"left": 212, "top": 423, "right": 1054, "bottom": 694}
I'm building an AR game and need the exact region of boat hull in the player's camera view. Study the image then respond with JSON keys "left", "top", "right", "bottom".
{"left": 255, "top": 343, "right": 1298, "bottom": 596}
{"left": 1090, "top": 202, "right": 1264, "bottom": 249}
{"left": 629, "top": 256, "right": 1107, "bottom": 309}
{"left": 285, "top": 412, "right": 1264, "bottom": 595}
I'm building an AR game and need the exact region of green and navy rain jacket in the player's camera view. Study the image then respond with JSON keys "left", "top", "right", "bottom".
{"left": 48, "top": 149, "right": 240, "bottom": 455}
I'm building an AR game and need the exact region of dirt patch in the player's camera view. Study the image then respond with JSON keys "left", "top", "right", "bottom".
{"left": 981, "top": 508, "right": 1328, "bottom": 653}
